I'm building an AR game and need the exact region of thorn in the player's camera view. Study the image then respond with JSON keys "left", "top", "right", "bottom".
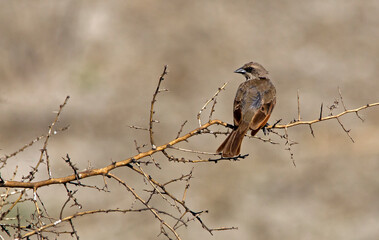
{"left": 356, "top": 112, "right": 365, "bottom": 122}
{"left": 272, "top": 119, "right": 282, "bottom": 128}
{"left": 319, "top": 103, "right": 323, "bottom": 120}
{"left": 309, "top": 124, "right": 315, "bottom": 138}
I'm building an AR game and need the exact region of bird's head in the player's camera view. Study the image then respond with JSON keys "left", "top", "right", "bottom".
{"left": 234, "top": 62, "right": 269, "bottom": 80}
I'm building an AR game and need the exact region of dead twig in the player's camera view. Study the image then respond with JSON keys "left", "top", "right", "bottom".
{"left": 197, "top": 82, "right": 228, "bottom": 127}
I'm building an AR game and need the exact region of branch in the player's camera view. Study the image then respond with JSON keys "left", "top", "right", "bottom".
{"left": 107, "top": 173, "right": 181, "bottom": 240}
{"left": 149, "top": 65, "right": 168, "bottom": 150}
{"left": 197, "top": 82, "right": 228, "bottom": 127}
{"left": 0, "top": 120, "right": 227, "bottom": 189}
{"left": 22, "top": 208, "right": 151, "bottom": 238}
{"left": 268, "top": 103, "right": 379, "bottom": 129}
{"left": 2, "top": 102, "right": 379, "bottom": 189}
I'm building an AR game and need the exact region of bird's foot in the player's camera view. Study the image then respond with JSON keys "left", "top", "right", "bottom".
{"left": 262, "top": 123, "right": 269, "bottom": 135}
{"left": 226, "top": 123, "right": 238, "bottom": 130}
{"left": 263, "top": 119, "right": 282, "bottom": 135}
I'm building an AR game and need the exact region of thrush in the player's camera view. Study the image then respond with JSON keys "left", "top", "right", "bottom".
{"left": 217, "top": 62, "right": 276, "bottom": 157}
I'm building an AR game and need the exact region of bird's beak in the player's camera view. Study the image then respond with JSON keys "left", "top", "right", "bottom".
{"left": 234, "top": 67, "right": 250, "bottom": 80}
{"left": 234, "top": 68, "right": 246, "bottom": 74}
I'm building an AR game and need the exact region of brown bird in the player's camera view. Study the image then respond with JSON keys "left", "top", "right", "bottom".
{"left": 217, "top": 62, "right": 276, "bottom": 157}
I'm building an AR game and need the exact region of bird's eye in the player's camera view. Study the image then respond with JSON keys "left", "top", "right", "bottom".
{"left": 244, "top": 67, "right": 253, "bottom": 73}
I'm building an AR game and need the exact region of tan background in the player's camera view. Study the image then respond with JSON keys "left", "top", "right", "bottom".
{"left": 0, "top": 1, "right": 379, "bottom": 239}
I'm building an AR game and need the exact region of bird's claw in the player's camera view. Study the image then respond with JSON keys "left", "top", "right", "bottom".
{"left": 262, "top": 123, "right": 269, "bottom": 135}
{"left": 226, "top": 123, "right": 238, "bottom": 130}
{"left": 262, "top": 119, "right": 282, "bottom": 135}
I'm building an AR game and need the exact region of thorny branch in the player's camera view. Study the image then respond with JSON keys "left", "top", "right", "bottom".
{"left": 0, "top": 125, "right": 69, "bottom": 169}
{"left": 268, "top": 103, "right": 378, "bottom": 130}
{"left": 149, "top": 65, "right": 168, "bottom": 150}
{"left": 106, "top": 173, "right": 182, "bottom": 240}
{"left": 0, "top": 65, "right": 378, "bottom": 239}
{"left": 197, "top": 82, "right": 228, "bottom": 127}
{"left": 21, "top": 208, "right": 152, "bottom": 238}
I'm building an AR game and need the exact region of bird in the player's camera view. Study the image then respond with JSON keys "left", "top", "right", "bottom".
{"left": 217, "top": 62, "right": 276, "bottom": 157}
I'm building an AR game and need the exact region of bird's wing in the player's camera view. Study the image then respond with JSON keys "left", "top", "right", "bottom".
{"left": 233, "top": 85, "right": 244, "bottom": 126}
{"left": 249, "top": 97, "right": 276, "bottom": 130}
{"left": 233, "top": 81, "right": 261, "bottom": 126}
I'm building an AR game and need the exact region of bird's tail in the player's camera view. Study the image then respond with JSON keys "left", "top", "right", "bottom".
{"left": 216, "top": 124, "right": 249, "bottom": 157}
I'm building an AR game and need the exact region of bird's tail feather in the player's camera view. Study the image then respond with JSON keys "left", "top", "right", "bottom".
{"left": 217, "top": 124, "right": 249, "bottom": 157}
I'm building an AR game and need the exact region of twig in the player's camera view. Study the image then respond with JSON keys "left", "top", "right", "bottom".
{"left": 31, "top": 189, "right": 43, "bottom": 228}
{"left": 319, "top": 103, "right": 323, "bottom": 120}
{"left": 249, "top": 135, "right": 279, "bottom": 145}
{"left": 0, "top": 166, "right": 19, "bottom": 213}
{"left": 24, "top": 96, "right": 70, "bottom": 181}
{"left": 0, "top": 190, "right": 25, "bottom": 221}
{"left": 336, "top": 117, "right": 354, "bottom": 143}
{"left": 129, "top": 125, "right": 148, "bottom": 131}
{"left": 181, "top": 168, "right": 193, "bottom": 203}
{"left": 63, "top": 154, "right": 80, "bottom": 181}
{"left": 22, "top": 208, "right": 151, "bottom": 238}
{"left": 107, "top": 173, "right": 181, "bottom": 240}
{"left": 68, "top": 219, "right": 79, "bottom": 240}
{"left": 0, "top": 126, "right": 69, "bottom": 169}
{"left": 176, "top": 120, "right": 188, "bottom": 138}
{"left": 284, "top": 127, "right": 296, "bottom": 167}
{"left": 169, "top": 146, "right": 218, "bottom": 155}
{"left": 208, "top": 98, "right": 217, "bottom": 122}
{"left": 197, "top": 82, "right": 228, "bottom": 127}
{"left": 268, "top": 102, "right": 379, "bottom": 129}
{"left": 338, "top": 87, "right": 347, "bottom": 111}
{"left": 134, "top": 162, "right": 175, "bottom": 208}
{"left": 134, "top": 140, "right": 160, "bottom": 169}
{"left": 338, "top": 87, "right": 364, "bottom": 122}
{"left": 309, "top": 124, "right": 315, "bottom": 137}
{"left": 127, "top": 165, "right": 232, "bottom": 235}
{"left": 149, "top": 65, "right": 168, "bottom": 150}
{"left": 208, "top": 154, "right": 249, "bottom": 163}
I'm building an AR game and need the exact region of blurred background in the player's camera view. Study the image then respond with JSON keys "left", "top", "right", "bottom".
{"left": 0, "top": 0, "right": 378, "bottom": 239}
